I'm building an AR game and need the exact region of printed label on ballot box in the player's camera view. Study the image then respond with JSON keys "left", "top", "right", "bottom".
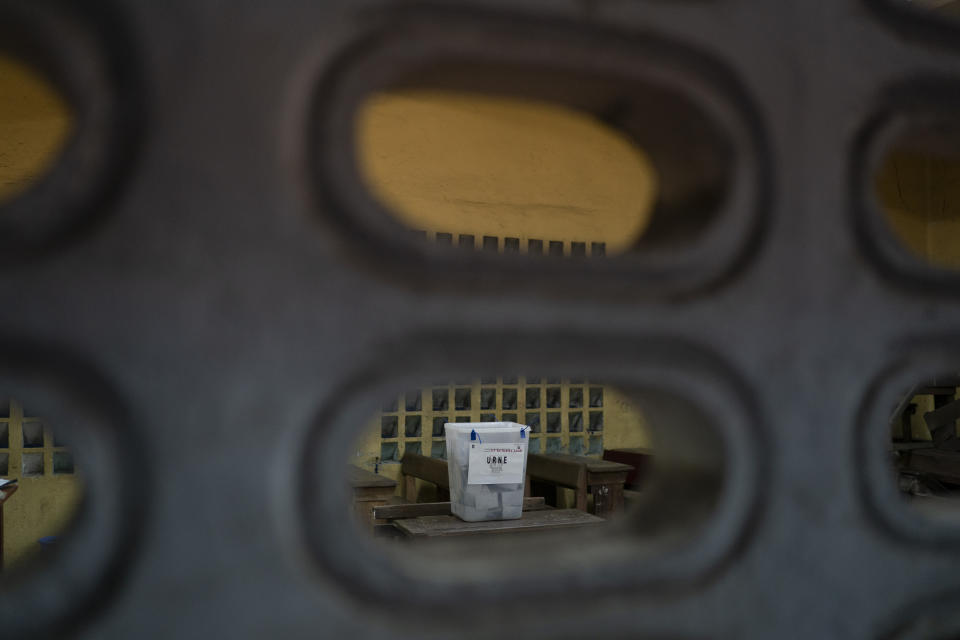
{"left": 467, "top": 442, "right": 526, "bottom": 484}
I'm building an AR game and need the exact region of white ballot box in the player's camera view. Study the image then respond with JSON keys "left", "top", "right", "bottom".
{"left": 444, "top": 422, "right": 530, "bottom": 522}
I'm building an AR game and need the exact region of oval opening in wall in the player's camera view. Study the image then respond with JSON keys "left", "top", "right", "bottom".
{"left": 302, "top": 356, "right": 761, "bottom": 606}
{"left": 313, "top": 19, "right": 765, "bottom": 292}
{"left": 873, "top": 113, "right": 960, "bottom": 271}
{"left": 0, "top": 356, "right": 145, "bottom": 637}
{"left": 886, "top": 375, "right": 960, "bottom": 525}
{"left": 0, "top": 55, "right": 73, "bottom": 206}
{"left": 357, "top": 90, "right": 658, "bottom": 257}
{"left": 859, "top": 353, "right": 960, "bottom": 546}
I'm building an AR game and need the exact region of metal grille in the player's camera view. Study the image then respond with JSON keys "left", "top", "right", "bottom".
{"left": 3, "top": 0, "right": 960, "bottom": 638}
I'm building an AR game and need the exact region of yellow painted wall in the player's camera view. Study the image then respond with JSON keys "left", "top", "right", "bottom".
{"left": 891, "top": 389, "right": 960, "bottom": 442}
{"left": 0, "top": 56, "right": 72, "bottom": 203}
{"left": 1, "top": 400, "right": 83, "bottom": 570}
{"left": 876, "top": 149, "right": 960, "bottom": 268}
{"left": 358, "top": 90, "right": 658, "bottom": 253}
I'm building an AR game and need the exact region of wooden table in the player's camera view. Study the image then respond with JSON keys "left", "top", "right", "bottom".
{"left": 399, "top": 452, "right": 449, "bottom": 502}
{"left": 0, "top": 483, "right": 18, "bottom": 571}
{"left": 526, "top": 453, "right": 633, "bottom": 518}
{"left": 347, "top": 465, "right": 397, "bottom": 529}
{"left": 391, "top": 508, "right": 604, "bottom": 538}
{"left": 602, "top": 447, "right": 654, "bottom": 489}
{"left": 898, "top": 448, "right": 960, "bottom": 484}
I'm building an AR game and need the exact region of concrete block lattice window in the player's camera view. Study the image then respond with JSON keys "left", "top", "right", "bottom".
{"left": 360, "top": 378, "right": 614, "bottom": 478}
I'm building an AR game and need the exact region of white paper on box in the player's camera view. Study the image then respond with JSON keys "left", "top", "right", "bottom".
{"left": 467, "top": 442, "right": 527, "bottom": 484}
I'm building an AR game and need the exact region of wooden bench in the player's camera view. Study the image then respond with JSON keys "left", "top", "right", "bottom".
{"left": 391, "top": 509, "right": 604, "bottom": 538}
{"left": 399, "top": 452, "right": 450, "bottom": 502}
{"left": 373, "top": 497, "right": 603, "bottom": 538}
{"left": 899, "top": 448, "right": 960, "bottom": 484}
{"left": 526, "top": 453, "right": 633, "bottom": 518}
{"left": 347, "top": 465, "right": 398, "bottom": 529}
{"left": 602, "top": 447, "right": 654, "bottom": 490}
{"left": 396, "top": 452, "right": 633, "bottom": 517}
{"left": 374, "top": 496, "right": 548, "bottom": 520}
{"left": 373, "top": 496, "right": 549, "bottom": 540}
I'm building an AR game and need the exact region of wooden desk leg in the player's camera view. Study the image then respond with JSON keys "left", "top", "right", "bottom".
{"left": 591, "top": 483, "right": 624, "bottom": 518}
{"left": 402, "top": 474, "right": 416, "bottom": 502}
{"left": 524, "top": 474, "right": 531, "bottom": 497}
{"left": 609, "top": 483, "right": 624, "bottom": 514}
{"left": 575, "top": 486, "right": 588, "bottom": 512}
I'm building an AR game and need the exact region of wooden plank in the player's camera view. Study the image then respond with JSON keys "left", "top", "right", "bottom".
{"left": 352, "top": 486, "right": 397, "bottom": 501}
{"left": 371, "top": 495, "right": 411, "bottom": 527}
{"left": 584, "top": 459, "right": 633, "bottom": 474}
{"left": 400, "top": 452, "right": 450, "bottom": 488}
{"left": 393, "top": 508, "right": 604, "bottom": 538}
{"left": 346, "top": 465, "right": 397, "bottom": 489}
{"left": 402, "top": 474, "right": 417, "bottom": 501}
{"left": 529, "top": 453, "right": 631, "bottom": 480}
{"left": 574, "top": 485, "right": 587, "bottom": 512}
{"left": 352, "top": 485, "right": 399, "bottom": 530}
{"left": 528, "top": 454, "right": 633, "bottom": 515}
{"left": 374, "top": 496, "right": 547, "bottom": 520}
{"left": 603, "top": 448, "right": 652, "bottom": 488}
{"left": 526, "top": 453, "right": 586, "bottom": 489}
{"left": 918, "top": 386, "right": 959, "bottom": 397}
{"left": 890, "top": 441, "right": 935, "bottom": 451}
{"left": 585, "top": 470, "right": 630, "bottom": 486}
{"left": 903, "top": 449, "right": 960, "bottom": 483}
{"left": 603, "top": 447, "right": 654, "bottom": 455}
